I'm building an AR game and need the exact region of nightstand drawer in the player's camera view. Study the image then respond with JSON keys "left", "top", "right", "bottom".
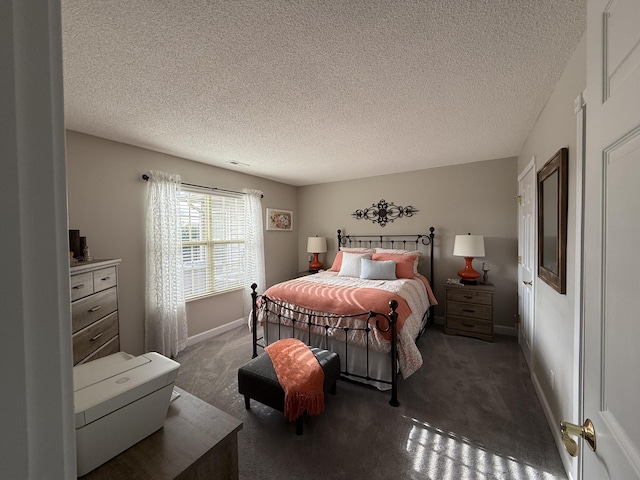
{"left": 446, "top": 289, "right": 492, "bottom": 305}
{"left": 447, "top": 301, "right": 492, "bottom": 320}
{"left": 446, "top": 315, "right": 492, "bottom": 335}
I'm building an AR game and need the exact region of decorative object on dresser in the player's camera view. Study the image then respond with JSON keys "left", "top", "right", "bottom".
{"left": 69, "top": 228, "right": 94, "bottom": 261}
{"left": 453, "top": 233, "right": 485, "bottom": 284}
{"left": 351, "top": 199, "right": 419, "bottom": 227}
{"left": 70, "top": 259, "right": 121, "bottom": 365}
{"left": 69, "top": 229, "right": 81, "bottom": 258}
{"left": 444, "top": 283, "right": 494, "bottom": 342}
{"left": 306, "top": 235, "right": 327, "bottom": 272}
{"left": 481, "top": 262, "right": 491, "bottom": 284}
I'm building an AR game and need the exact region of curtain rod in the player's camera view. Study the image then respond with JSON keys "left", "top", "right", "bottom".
{"left": 141, "top": 174, "right": 263, "bottom": 198}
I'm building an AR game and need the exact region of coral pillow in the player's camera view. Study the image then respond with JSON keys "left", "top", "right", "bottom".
{"left": 328, "top": 248, "right": 375, "bottom": 271}
{"left": 374, "top": 249, "right": 421, "bottom": 276}
{"left": 371, "top": 253, "right": 418, "bottom": 279}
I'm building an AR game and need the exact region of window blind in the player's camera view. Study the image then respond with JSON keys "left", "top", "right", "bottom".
{"left": 179, "top": 187, "right": 245, "bottom": 300}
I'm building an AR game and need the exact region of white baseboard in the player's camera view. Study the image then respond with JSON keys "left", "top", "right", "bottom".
{"left": 186, "top": 318, "right": 246, "bottom": 347}
{"left": 531, "top": 370, "right": 576, "bottom": 480}
{"left": 494, "top": 325, "right": 517, "bottom": 337}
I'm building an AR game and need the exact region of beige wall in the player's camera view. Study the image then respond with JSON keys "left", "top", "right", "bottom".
{"left": 66, "top": 131, "right": 298, "bottom": 355}
{"left": 297, "top": 157, "right": 519, "bottom": 330}
{"left": 517, "top": 34, "right": 585, "bottom": 469}
{"left": 67, "top": 129, "right": 520, "bottom": 355}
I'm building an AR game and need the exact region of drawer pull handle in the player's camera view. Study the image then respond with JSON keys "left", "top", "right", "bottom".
{"left": 463, "top": 295, "right": 474, "bottom": 299}
{"left": 462, "top": 309, "right": 475, "bottom": 313}
{"left": 90, "top": 333, "right": 104, "bottom": 342}
{"left": 73, "top": 284, "right": 85, "bottom": 289}
{"left": 462, "top": 323, "right": 475, "bottom": 328}
{"left": 89, "top": 305, "right": 102, "bottom": 312}
{"left": 100, "top": 276, "right": 110, "bottom": 281}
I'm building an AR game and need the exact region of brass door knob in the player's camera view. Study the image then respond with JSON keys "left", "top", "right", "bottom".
{"left": 560, "top": 419, "right": 596, "bottom": 457}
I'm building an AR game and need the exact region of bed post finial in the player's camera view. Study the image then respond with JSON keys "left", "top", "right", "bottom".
{"left": 388, "top": 300, "right": 399, "bottom": 408}
{"left": 251, "top": 283, "right": 258, "bottom": 358}
{"left": 337, "top": 229, "right": 343, "bottom": 251}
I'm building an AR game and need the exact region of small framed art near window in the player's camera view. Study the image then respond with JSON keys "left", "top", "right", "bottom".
{"left": 537, "top": 147, "right": 568, "bottom": 294}
{"left": 266, "top": 208, "right": 293, "bottom": 231}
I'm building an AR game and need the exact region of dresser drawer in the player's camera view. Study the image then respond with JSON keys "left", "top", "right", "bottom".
{"left": 93, "top": 266, "right": 117, "bottom": 292}
{"left": 78, "top": 335, "right": 120, "bottom": 365}
{"left": 446, "top": 315, "right": 492, "bottom": 335}
{"left": 71, "top": 286, "right": 118, "bottom": 333}
{"left": 447, "top": 301, "right": 492, "bottom": 320}
{"left": 72, "top": 312, "right": 119, "bottom": 365}
{"left": 70, "top": 272, "right": 93, "bottom": 301}
{"left": 447, "top": 289, "right": 492, "bottom": 305}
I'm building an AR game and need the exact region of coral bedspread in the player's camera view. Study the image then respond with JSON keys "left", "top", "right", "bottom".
{"left": 260, "top": 271, "right": 436, "bottom": 378}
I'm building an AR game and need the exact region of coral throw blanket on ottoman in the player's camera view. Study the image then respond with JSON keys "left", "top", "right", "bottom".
{"left": 265, "top": 338, "right": 325, "bottom": 421}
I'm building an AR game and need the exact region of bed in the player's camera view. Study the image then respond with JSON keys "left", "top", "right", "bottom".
{"left": 250, "top": 227, "right": 437, "bottom": 406}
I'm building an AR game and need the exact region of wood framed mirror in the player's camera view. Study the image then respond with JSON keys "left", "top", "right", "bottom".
{"left": 537, "top": 147, "right": 568, "bottom": 294}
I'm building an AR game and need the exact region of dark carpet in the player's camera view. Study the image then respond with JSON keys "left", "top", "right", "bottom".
{"left": 174, "top": 324, "right": 567, "bottom": 480}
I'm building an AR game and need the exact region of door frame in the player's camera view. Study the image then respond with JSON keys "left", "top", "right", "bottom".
{"left": 574, "top": 90, "right": 587, "bottom": 480}
{"left": 517, "top": 157, "right": 536, "bottom": 368}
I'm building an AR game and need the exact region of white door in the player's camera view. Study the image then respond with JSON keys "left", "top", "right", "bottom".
{"left": 517, "top": 161, "right": 536, "bottom": 368}
{"left": 574, "top": 0, "right": 640, "bottom": 478}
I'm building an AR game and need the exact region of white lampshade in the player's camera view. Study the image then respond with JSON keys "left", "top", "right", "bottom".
{"left": 307, "top": 236, "right": 327, "bottom": 253}
{"left": 453, "top": 234, "right": 485, "bottom": 257}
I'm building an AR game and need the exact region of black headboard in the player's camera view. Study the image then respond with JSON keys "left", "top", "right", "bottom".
{"left": 337, "top": 226, "right": 436, "bottom": 286}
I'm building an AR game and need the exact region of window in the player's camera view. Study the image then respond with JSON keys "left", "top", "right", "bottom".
{"left": 178, "top": 188, "right": 246, "bottom": 300}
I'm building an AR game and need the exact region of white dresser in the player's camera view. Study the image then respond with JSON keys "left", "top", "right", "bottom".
{"left": 70, "top": 259, "right": 122, "bottom": 365}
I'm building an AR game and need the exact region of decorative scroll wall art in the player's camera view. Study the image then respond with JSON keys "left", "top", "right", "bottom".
{"left": 351, "top": 199, "right": 418, "bottom": 227}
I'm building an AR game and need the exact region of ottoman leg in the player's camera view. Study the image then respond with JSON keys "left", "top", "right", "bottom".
{"left": 244, "top": 395, "right": 251, "bottom": 409}
{"left": 295, "top": 416, "right": 304, "bottom": 435}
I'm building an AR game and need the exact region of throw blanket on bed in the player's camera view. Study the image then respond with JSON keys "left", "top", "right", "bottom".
{"left": 263, "top": 280, "right": 410, "bottom": 340}
{"left": 265, "top": 338, "right": 325, "bottom": 421}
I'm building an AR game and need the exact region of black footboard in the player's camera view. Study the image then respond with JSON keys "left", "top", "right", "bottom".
{"left": 250, "top": 283, "right": 401, "bottom": 407}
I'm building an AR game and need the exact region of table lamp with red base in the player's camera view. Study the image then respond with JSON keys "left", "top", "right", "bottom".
{"left": 453, "top": 233, "right": 485, "bottom": 285}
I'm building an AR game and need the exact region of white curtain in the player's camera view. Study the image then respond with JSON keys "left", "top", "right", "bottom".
{"left": 145, "top": 170, "right": 188, "bottom": 357}
{"left": 243, "top": 188, "right": 266, "bottom": 316}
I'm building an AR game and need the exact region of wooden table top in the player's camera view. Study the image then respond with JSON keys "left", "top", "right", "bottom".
{"left": 81, "top": 387, "right": 243, "bottom": 479}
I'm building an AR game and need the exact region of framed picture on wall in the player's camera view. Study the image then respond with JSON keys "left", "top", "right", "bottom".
{"left": 537, "top": 147, "right": 568, "bottom": 294}
{"left": 266, "top": 208, "right": 293, "bottom": 231}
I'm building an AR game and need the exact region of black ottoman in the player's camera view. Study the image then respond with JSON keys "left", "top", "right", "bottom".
{"left": 237, "top": 346, "right": 340, "bottom": 434}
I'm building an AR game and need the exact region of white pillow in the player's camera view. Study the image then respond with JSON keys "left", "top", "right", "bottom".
{"left": 360, "top": 258, "right": 397, "bottom": 280}
{"left": 338, "top": 252, "right": 372, "bottom": 277}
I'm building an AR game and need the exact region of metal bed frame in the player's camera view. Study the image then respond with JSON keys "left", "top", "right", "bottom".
{"left": 249, "top": 226, "right": 436, "bottom": 407}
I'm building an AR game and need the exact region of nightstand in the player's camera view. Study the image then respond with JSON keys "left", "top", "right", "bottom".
{"left": 296, "top": 270, "right": 317, "bottom": 278}
{"left": 444, "top": 283, "right": 494, "bottom": 342}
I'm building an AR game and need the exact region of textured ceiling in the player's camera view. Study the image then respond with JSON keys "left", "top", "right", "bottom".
{"left": 61, "top": 0, "right": 586, "bottom": 186}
